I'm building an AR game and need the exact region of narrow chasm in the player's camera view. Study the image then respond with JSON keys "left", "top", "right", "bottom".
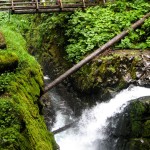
{"left": 26, "top": 1, "right": 150, "bottom": 149}
{"left": 1, "top": 0, "right": 150, "bottom": 149}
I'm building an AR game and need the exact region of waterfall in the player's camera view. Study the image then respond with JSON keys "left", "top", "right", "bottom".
{"left": 51, "top": 86, "right": 150, "bottom": 150}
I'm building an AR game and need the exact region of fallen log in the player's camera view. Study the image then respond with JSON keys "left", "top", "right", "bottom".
{"left": 52, "top": 121, "right": 77, "bottom": 134}
{"left": 43, "top": 12, "right": 150, "bottom": 94}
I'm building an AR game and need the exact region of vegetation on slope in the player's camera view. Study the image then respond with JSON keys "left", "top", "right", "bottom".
{"left": 66, "top": 0, "right": 150, "bottom": 62}
{"left": 24, "top": 0, "right": 150, "bottom": 65}
{"left": 0, "top": 13, "right": 56, "bottom": 150}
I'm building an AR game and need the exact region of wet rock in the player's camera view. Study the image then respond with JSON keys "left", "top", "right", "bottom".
{"left": 96, "top": 59, "right": 103, "bottom": 66}
{"left": 123, "top": 73, "right": 132, "bottom": 83}
{"left": 129, "top": 56, "right": 134, "bottom": 62}
{"left": 106, "top": 96, "right": 150, "bottom": 150}
{"left": 72, "top": 50, "right": 150, "bottom": 102}
{"left": 40, "top": 93, "right": 56, "bottom": 130}
{"left": 136, "top": 71, "right": 142, "bottom": 79}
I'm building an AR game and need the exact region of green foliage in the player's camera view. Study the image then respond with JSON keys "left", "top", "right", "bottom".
{"left": 24, "top": 13, "right": 72, "bottom": 64}
{"left": 0, "top": 21, "right": 56, "bottom": 149}
{"left": 0, "top": 12, "right": 30, "bottom": 35}
{"left": 65, "top": 0, "right": 150, "bottom": 62}
{"left": 0, "top": 99, "right": 20, "bottom": 129}
{"left": 0, "top": 99, "right": 21, "bottom": 149}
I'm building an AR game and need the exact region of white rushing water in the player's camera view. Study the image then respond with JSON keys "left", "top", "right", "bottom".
{"left": 52, "top": 86, "right": 150, "bottom": 150}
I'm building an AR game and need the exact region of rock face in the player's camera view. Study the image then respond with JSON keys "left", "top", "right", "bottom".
{"left": 72, "top": 50, "right": 150, "bottom": 101}
{"left": 106, "top": 96, "right": 150, "bottom": 150}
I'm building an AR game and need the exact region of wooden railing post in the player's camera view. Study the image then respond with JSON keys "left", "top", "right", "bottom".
{"left": 60, "top": 0, "right": 63, "bottom": 9}
{"left": 36, "top": 0, "right": 39, "bottom": 10}
{"left": 82, "top": 0, "right": 85, "bottom": 7}
{"left": 11, "top": 0, "right": 14, "bottom": 11}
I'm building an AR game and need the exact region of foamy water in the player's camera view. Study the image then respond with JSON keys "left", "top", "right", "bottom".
{"left": 52, "top": 86, "right": 150, "bottom": 150}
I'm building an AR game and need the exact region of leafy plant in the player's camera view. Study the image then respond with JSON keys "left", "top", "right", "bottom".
{"left": 65, "top": 0, "right": 150, "bottom": 62}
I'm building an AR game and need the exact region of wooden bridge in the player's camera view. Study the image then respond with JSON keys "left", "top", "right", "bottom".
{"left": 0, "top": 0, "right": 100, "bottom": 14}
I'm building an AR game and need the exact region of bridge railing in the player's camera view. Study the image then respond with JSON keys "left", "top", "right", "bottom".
{"left": 0, "top": 0, "right": 12, "bottom": 10}
{"left": 0, "top": 0, "right": 101, "bottom": 13}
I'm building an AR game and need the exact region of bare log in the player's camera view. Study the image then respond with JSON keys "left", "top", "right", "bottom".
{"left": 43, "top": 12, "right": 150, "bottom": 94}
{"left": 52, "top": 121, "right": 77, "bottom": 135}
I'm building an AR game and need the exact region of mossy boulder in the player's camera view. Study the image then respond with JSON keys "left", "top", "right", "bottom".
{"left": 107, "top": 96, "right": 150, "bottom": 150}
{"left": 0, "top": 32, "right": 6, "bottom": 49}
{"left": 125, "top": 97, "right": 150, "bottom": 150}
{"left": 0, "top": 28, "right": 57, "bottom": 149}
{"left": 71, "top": 50, "right": 150, "bottom": 101}
{"left": 125, "top": 138, "right": 150, "bottom": 150}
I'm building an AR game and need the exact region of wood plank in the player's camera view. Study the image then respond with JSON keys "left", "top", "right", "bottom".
{"left": 61, "top": 4, "right": 83, "bottom": 8}
{"left": 0, "top": 6, "right": 11, "bottom": 9}
{"left": 12, "top": 0, "right": 30, "bottom": 1}
{"left": 11, "top": 7, "right": 78, "bottom": 13}
{"left": 13, "top": 2, "right": 34, "bottom": 5}
{"left": 38, "top": 5, "right": 60, "bottom": 9}
{"left": 38, "top": 4, "right": 83, "bottom": 8}
{"left": 0, "top": 3, "right": 11, "bottom": 6}
{"left": 12, "top": 6, "right": 36, "bottom": 9}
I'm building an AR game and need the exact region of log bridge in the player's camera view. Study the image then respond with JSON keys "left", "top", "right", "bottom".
{"left": 0, "top": 0, "right": 99, "bottom": 14}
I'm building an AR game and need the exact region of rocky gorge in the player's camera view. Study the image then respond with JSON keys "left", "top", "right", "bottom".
{"left": 0, "top": 0, "right": 150, "bottom": 149}
{"left": 41, "top": 41, "right": 150, "bottom": 150}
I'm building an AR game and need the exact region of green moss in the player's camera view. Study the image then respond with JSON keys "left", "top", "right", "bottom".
{"left": 0, "top": 51, "right": 18, "bottom": 73}
{"left": 71, "top": 51, "right": 144, "bottom": 94}
{"left": 130, "top": 101, "right": 146, "bottom": 137}
{"left": 130, "top": 58, "right": 140, "bottom": 79}
{"left": 127, "top": 138, "right": 150, "bottom": 150}
{"left": 0, "top": 98, "right": 21, "bottom": 149}
{"left": 0, "top": 27, "right": 56, "bottom": 149}
{"left": 143, "top": 120, "right": 150, "bottom": 137}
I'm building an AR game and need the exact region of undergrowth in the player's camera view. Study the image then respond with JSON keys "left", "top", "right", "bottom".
{"left": 66, "top": 0, "right": 150, "bottom": 62}
{"left": 22, "top": 0, "right": 150, "bottom": 64}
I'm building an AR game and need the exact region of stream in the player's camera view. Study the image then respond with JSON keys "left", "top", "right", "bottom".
{"left": 44, "top": 76, "right": 150, "bottom": 150}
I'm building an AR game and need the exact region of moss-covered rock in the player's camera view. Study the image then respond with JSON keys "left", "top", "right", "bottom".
{"left": 143, "top": 120, "right": 150, "bottom": 137}
{"left": 0, "top": 27, "right": 57, "bottom": 149}
{"left": 71, "top": 50, "right": 150, "bottom": 100}
{"left": 107, "top": 96, "right": 150, "bottom": 150}
{"left": 126, "top": 138, "right": 150, "bottom": 150}
{"left": 125, "top": 97, "right": 150, "bottom": 140}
